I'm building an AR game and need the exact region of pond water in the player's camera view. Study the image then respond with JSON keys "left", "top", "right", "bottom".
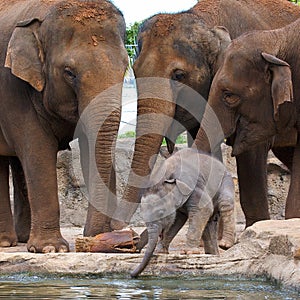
{"left": 0, "top": 274, "right": 299, "bottom": 299}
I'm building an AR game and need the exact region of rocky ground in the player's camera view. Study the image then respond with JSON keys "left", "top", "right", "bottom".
{"left": 2, "top": 139, "right": 300, "bottom": 290}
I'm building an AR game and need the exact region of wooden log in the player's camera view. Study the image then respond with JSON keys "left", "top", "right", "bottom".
{"left": 294, "top": 248, "right": 300, "bottom": 260}
{"left": 75, "top": 229, "right": 140, "bottom": 253}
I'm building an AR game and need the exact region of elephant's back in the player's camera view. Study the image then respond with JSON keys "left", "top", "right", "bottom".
{"left": 189, "top": 0, "right": 300, "bottom": 38}
{"left": 238, "top": 0, "right": 300, "bottom": 29}
{"left": 172, "top": 148, "right": 226, "bottom": 180}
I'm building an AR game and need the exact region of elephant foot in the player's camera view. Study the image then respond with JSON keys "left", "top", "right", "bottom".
{"left": 0, "top": 232, "right": 18, "bottom": 247}
{"left": 15, "top": 216, "right": 31, "bottom": 243}
{"left": 110, "top": 219, "right": 127, "bottom": 231}
{"left": 83, "top": 220, "right": 112, "bottom": 237}
{"left": 15, "top": 227, "right": 30, "bottom": 243}
{"left": 156, "top": 249, "right": 169, "bottom": 254}
{"left": 155, "top": 240, "right": 169, "bottom": 254}
{"left": 84, "top": 213, "right": 113, "bottom": 237}
{"left": 219, "top": 238, "right": 235, "bottom": 250}
{"left": 180, "top": 247, "right": 202, "bottom": 255}
{"left": 27, "top": 233, "right": 69, "bottom": 253}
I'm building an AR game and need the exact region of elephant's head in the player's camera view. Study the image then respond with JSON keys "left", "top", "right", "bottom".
{"left": 133, "top": 14, "right": 231, "bottom": 142}
{"left": 194, "top": 29, "right": 297, "bottom": 156}
{"left": 5, "top": 1, "right": 128, "bottom": 234}
{"left": 111, "top": 12, "right": 230, "bottom": 228}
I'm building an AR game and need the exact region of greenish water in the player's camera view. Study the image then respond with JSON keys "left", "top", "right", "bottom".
{"left": 0, "top": 274, "right": 298, "bottom": 299}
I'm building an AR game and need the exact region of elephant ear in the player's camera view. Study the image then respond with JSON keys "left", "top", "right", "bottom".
{"left": 165, "top": 178, "right": 193, "bottom": 208}
{"left": 173, "top": 179, "right": 193, "bottom": 208}
{"left": 261, "top": 52, "right": 296, "bottom": 131}
{"left": 213, "top": 26, "right": 231, "bottom": 51}
{"left": 211, "top": 26, "right": 232, "bottom": 71}
{"left": 176, "top": 179, "right": 193, "bottom": 196}
{"left": 5, "top": 18, "right": 45, "bottom": 92}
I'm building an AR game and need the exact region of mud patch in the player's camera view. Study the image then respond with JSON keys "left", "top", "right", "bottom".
{"left": 53, "top": 0, "right": 120, "bottom": 24}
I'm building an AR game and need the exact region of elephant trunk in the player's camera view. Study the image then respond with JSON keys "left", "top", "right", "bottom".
{"left": 193, "top": 94, "right": 236, "bottom": 153}
{"left": 131, "top": 224, "right": 161, "bottom": 278}
{"left": 76, "top": 78, "right": 123, "bottom": 235}
{"left": 111, "top": 78, "right": 176, "bottom": 229}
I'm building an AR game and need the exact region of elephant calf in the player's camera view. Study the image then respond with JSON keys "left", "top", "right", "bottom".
{"left": 131, "top": 148, "right": 235, "bottom": 277}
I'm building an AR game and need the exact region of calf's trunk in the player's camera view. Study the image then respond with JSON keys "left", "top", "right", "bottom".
{"left": 131, "top": 225, "right": 160, "bottom": 278}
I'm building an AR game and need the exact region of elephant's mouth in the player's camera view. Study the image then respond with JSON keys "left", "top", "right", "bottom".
{"left": 231, "top": 117, "right": 276, "bottom": 156}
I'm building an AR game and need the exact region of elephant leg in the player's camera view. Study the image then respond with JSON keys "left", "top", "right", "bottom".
{"left": 0, "top": 156, "right": 17, "bottom": 247}
{"left": 271, "top": 146, "right": 293, "bottom": 171}
{"left": 135, "top": 228, "right": 148, "bottom": 252}
{"left": 18, "top": 136, "right": 68, "bottom": 253}
{"left": 218, "top": 210, "right": 235, "bottom": 250}
{"left": 236, "top": 143, "right": 270, "bottom": 227}
{"left": 186, "top": 193, "right": 213, "bottom": 249}
{"left": 158, "top": 208, "right": 188, "bottom": 253}
{"left": 285, "top": 144, "right": 300, "bottom": 218}
{"left": 216, "top": 173, "right": 235, "bottom": 250}
{"left": 9, "top": 157, "right": 31, "bottom": 242}
{"left": 202, "top": 213, "right": 219, "bottom": 255}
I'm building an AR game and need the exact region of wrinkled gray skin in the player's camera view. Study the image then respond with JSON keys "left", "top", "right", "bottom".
{"left": 195, "top": 18, "right": 300, "bottom": 219}
{"left": 111, "top": 0, "right": 300, "bottom": 232}
{"left": 131, "top": 148, "right": 235, "bottom": 278}
{"left": 0, "top": 0, "right": 127, "bottom": 253}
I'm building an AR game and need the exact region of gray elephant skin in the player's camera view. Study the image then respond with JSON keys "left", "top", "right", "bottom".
{"left": 0, "top": 0, "right": 128, "bottom": 253}
{"left": 131, "top": 148, "right": 235, "bottom": 277}
{"left": 195, "top": 18, "right": 300, "bottom": 218}
{"left": 111, "top": 0, "right": 300, "bottom": 232}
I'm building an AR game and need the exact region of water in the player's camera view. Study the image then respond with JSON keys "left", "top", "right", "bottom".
{"left": 0, "top": 274, "right": 298, "bottom": 299}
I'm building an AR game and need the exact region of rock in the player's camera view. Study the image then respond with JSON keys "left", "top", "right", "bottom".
{"left": 57, "top": 142, "right": 88, "bottom": 227}
{"left": 239, "top": 219, "right": 300, "bottom": 257}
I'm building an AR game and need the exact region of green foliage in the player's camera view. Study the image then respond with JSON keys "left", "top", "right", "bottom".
{"left": 118, "top": 131, "right": 136, "bottom": 138}
{"left": 125, "top": 22, "right": 140, "bottom": 59}
{"left": 162, "top": 134, "right": 187, "bottom": 146}
{"left": 126, "top": 22, "right": 140, "bottom": 45}
{"left": 119, "top": 131, "right": 187, "bottom": 145}
{"left": 289, "top": 0, "right": 300, "bottom": 4}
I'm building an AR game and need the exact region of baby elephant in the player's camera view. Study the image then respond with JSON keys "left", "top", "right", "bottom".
{"left": 131, "top": 148, "right": 235, "bottom": 277}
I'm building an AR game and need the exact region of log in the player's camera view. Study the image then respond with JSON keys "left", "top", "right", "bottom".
{"left": 294, "top": 248, "right": 300, "bottom": 260}
{"left": 75, "top": 229, "right": 140, "bottom": 253}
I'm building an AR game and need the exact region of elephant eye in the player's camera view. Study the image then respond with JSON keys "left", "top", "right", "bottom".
{"left": 165, "top": 178, "right": 176, "bottom": 184}
{"left": 172, "top": 69, "right": 186, "bottom": 82}
{"left": 222, "top": 91, "right": 240, "bottom": 107}
{"left": 64, "top": 67, "right": 76, "bottom": 83}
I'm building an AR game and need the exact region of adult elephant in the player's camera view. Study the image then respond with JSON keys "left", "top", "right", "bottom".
{"left": 111, "top": 0, "right": 300, "bottom": 230}
{"left": 194, "top": 18, "right": 300, "bottom": 218}
{"left": 0, "top": 0, "right": 128, "bottom": 253}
